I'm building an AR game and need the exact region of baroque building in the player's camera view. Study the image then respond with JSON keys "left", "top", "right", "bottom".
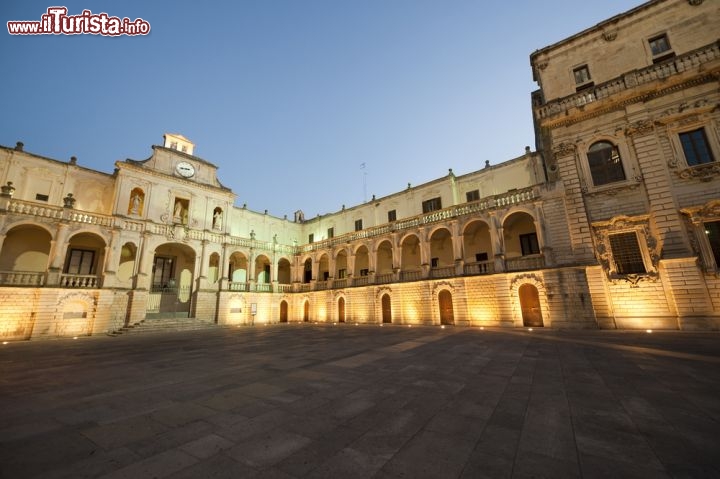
{"left": 1, "top": 0, "right": 718, "bottom": 340}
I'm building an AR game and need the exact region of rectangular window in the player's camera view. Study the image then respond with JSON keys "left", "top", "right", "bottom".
{"left": 422, "top": 197, "right": 442, "bottom": 213}
{"left": 65, "top": 249, "right": 95, "bottom": 275}
{"left": 466, "top": 190, "right": 480, "bottom": 202}
{"left": 573, "top": 65, "right": 592, "bottom": 87}
{"left": 360, "top": 268, "right": 369, "bottom": 276}
{"left": 338, "top": 268, "right": 346, "bottom": 279}
{"left": 308, "top": 233, "right": 314, "bottom": 243}
{"left": 327, "top": 227, "right": 334, "bottom": 239}
{"left": 680, "top": 128, "right": 715, "bottom": 166}
{"left": 355, "top": 219, "right": 363, "bottom": 231}
{"left": 431, "top": 258, "right": 439, "bottom": 268}
{"left": 706, "top": 221, "right": 720, "bottom": 267}
{"left": 475, "top": 252, "right": 489, "bottom": 262}
{"left": 519, "top": 233, "right": 540, "bottom": 256}
{"left": 152, "top": 256, "right": 175, "bottom": 287}
{"left": 387, "top": 210, "right": 397, "bottom": 222}
{"left": 649, "top": 34, "right": 674, "bottom": 62}
{"left": 609, "top": 232, "right": 647, "bottom": 274}
{"left": 35, "top": 193, "right": 49, "bottom": 202}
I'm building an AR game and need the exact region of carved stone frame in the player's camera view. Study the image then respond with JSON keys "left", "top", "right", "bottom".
{"left": 592, "top": 215, "right": 659, "bottom": 286}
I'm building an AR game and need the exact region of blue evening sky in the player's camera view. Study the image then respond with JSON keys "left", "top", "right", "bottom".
{"left": 1, "top": 1, "right": 641, "bottom": 218}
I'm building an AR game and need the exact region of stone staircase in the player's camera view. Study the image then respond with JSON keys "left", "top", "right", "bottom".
{"left": 110, "top": 317, "right": 221, "bottom": 336}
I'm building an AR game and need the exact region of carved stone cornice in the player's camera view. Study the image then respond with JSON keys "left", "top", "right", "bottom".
{"left": 676, "top": 162, "right": 720, "bottom": 181}
{"left": 582, "top": 179, "right": 643, "bottom": 196}
{"left": 552, "top": 142, "right": 576, "bottom": 158}
{"left": 624, "top": 119, "right": 655, "bottom": 137}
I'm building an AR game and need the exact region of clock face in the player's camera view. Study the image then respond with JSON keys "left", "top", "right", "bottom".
{"left": 176, "top": 161, "right": 195, "bottom": 178}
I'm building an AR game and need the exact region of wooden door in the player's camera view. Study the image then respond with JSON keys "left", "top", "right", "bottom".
{"left": 382, "top": 294, "right": 392, "bottom": 323}
{"left": 338, "top": 297, "right": 345, "bottom": 323}
{"left": 519, "top": 284, "right": 544, "bottom": 327}
{"left": 439, "top": 290, "right": 454, "bottom": 325}
{"left": 280, "top": 301, "right": 288, "bottom": 323}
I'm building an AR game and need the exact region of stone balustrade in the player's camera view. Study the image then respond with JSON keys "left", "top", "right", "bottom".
{"left": 536, "top": 41, "right": 720, "bottom": 120}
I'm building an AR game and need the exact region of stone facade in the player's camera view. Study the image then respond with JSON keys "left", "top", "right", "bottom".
{"left": 1, "top": 0, "right": 719, "bottom": 339}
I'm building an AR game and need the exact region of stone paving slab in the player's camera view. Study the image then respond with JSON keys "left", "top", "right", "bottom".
{"left": 1, "top": 325, "right": 720, "bottom": 478}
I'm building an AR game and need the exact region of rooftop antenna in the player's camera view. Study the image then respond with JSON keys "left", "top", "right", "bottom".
{"left": 360, "top": 162, "right": 367, "bottom": 202}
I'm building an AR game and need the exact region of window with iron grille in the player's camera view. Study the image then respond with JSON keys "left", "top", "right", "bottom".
{"left": 680, "top": 128, "right": 715, "bottom": 166}
{"left": 587, "top": 141, "right": 626, "bottom": 186}
{"left": 609, "top": 232, "right": 646, "bottom": 274}
{"left": 354, "top": 219, "right": 363, "bottom": 231}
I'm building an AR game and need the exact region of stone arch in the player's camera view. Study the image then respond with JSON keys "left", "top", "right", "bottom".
{"left": 51, "top": 291, "right": 97, "bottom": 337}
{"left": 429, "top": 226, "right": 454, "bottom": 269}
{"left": 509, "top": 274, "right": 550, "bottom": 327}
{"left": 337, "top": 295, "right": 346, "bottom": 323}
{"left": 317, "top": 253, "right": 330, "bottom": 282}
{"left": 432, "top": 281, "right": 455, "bottom": 325}
{"left": 502, "top": 210, "right": 539, "bottom": 259}
{"left": 0, "top": 219, "right": 55, "bottom": 238}
{"left": 229, "top": 251, "right": 249, "bottom": 286}
{"left": 354, "top": 244, "right": 370, "bottom": 277}
{"left": 227, "top": 293, "right": 247, "bottom": 325}
{"left": 63, "top": 232, "right": 108, "bottom": 286}
{"left": 117, "top": 242, "right": 137, "bottom": 283}
{"left": 375, "top": 239, "right": 394, "bottom": 276}
{"left": 255, "top": 254, "right": 271, "bottom": 283}
{"left": 462, "top": 219, "right": 494, "bottom": 274}
{"left": 0, "top": 224, "right": 53, "bottom": 282}
{"left": 277, "top": 257, "right": 292, "bottom": 285}
{"left": 376, "top": 287, "right": 393, "bottom": 324}
{"left": 208, "top": 252, "right": 220, "bottom": 283}
{"left": 400, "top": 233, "right": 422, "bottom": 273}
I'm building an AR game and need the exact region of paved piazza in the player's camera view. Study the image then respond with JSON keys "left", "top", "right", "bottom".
{"left": 1, "top": 325, "right": 719, "bottom": 478}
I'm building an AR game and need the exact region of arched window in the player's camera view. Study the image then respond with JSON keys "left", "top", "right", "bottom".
{"left": 587, "top": 141, "right": 625, "bottom": 186}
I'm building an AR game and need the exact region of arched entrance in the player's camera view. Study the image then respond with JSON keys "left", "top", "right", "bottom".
{"left": 149, "top": 243, "right": 196, "bottom": 318}
{"left": 438, "top": 290, "right": 454, "bottom": 325}
{"left": 279, "top": 300, "right": 288, "bottom": 323}
{"left": 519, "top": 284, "right": 544, "bottom": 327}
{"left": 338, "top": 297, "right": 345, "bottom": 323}
{"left": 381, "top": 294, "right": 392, "bottom": 323}
{"left": 303, "top": 301, "right": 309, "bottom": 322}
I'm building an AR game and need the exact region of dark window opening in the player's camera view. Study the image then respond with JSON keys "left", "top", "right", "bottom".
{"left": 519, "top": 233, "right": 540, "bottom": 256}
{"left": 422, "top": 197, "right": 442, "bottom": 213}
{"left": 706, "top": 221, "right": 720, "bottom": 267}
{"left": 475, "top": 252, "right": 489, "bottom": 262}
{"left": 327, "top": 227, "right": 334, "bottom": 239}
{"left": 355, "top": 219, "right": 363, "bottom": 231}
{"left": 649, "top": 34, "right": 674, "bottom": 62}
{"left": 35, "top": 193, "right": 49, "bottom": 202}
{"left": 431, "top": 257, "right": 439, "bottom": 268}
{"left": 466, "top": 190, "right": 480, "bottom": 202}
{"left": 360, "top": 269, "right": 369, "bottom": 276}
{"left": 387, "top": 210, "right": 397, "bottom": 222}
{"left": 588, "top": 141, "right": 626, "bottom": 186}
{"left": 308, "top": 233, "right": 314, "bottom": 244}
{"left": 152, "top": 256, "right": 175, "bottom": 287}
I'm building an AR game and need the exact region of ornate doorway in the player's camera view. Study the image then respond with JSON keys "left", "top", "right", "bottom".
{"left": 382, "top": 294, "right": 392, "bottom": 323}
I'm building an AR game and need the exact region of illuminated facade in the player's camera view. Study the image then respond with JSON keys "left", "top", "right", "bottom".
{"left": 1, "top": 0, "right": 718, "bottom": 340}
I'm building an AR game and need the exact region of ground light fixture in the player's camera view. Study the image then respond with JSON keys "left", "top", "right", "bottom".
{"left": 646, "top": 329, "right": 653, "bottom": 333}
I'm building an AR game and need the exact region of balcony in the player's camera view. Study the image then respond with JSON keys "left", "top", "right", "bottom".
{"left": 0, "top": 270, "right": 45, "bottom": 286}
{"left": 535, "top": 41, "right": 720, "bottom": 121}
{"left": 506, "top": 255, "right": 545, "bottom": 272}
{"left": 463, "top": 261, "right": 494, "bottom": 275}
{"left": 430, "top": 266, "right": 455, "bottom": 279}
{"left": 59, "top": 274, "right": 101, "bottom": 288}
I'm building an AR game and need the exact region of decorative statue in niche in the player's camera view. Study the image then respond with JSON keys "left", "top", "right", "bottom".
{"left": 213, "top": 209, "right": 223, "bottom": 230}
{"left": 173, "top": 200, "right": 184, "bottom": 222}
{"left": 129, "top": 192, "right": 142, "bottom": 215}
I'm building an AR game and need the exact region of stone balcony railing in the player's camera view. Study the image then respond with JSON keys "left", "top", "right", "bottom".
{"left": 59, "top": 274, "right": 101, "bottom": 288}
{"left": 535, "top": 40, "right": 720, "bottom": 121}
{"left": 300, "top": 185, "right": 540, "bottom": 254}
{"left": 0, "top": 270, "right": 45, "bottom": 286}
